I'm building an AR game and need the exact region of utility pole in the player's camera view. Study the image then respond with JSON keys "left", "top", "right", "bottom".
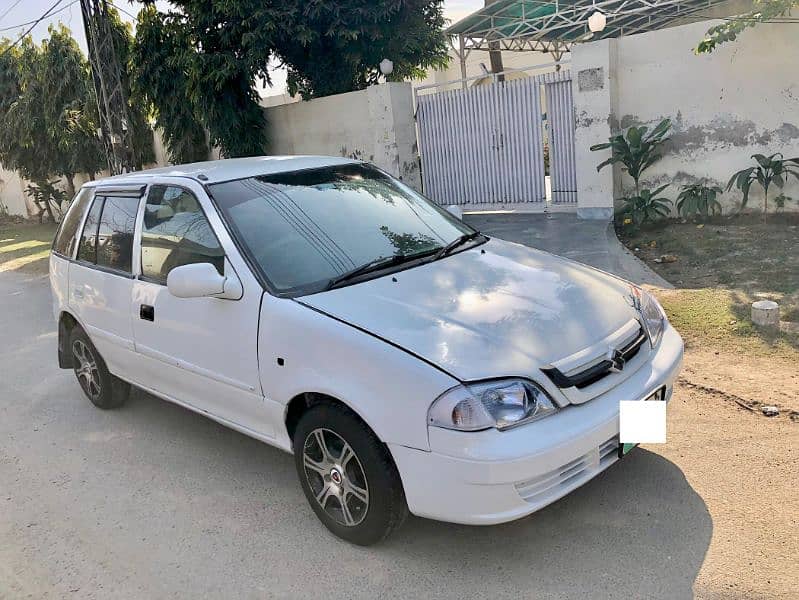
{"left": 80, "top": 0, "right": 135, "bottom": 175}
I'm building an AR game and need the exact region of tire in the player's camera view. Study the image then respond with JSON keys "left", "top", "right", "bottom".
{"left": 293, "top": 402, "right": 408, "bottom": 545}
{"left": 69, "top": 327, "right": 129, "bottom": 409}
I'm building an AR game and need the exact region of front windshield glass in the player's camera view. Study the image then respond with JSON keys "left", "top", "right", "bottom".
{"left": 209, "top": 164, "right": 475, "bottom": 295}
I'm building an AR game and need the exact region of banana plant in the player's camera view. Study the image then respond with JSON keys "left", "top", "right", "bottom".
{"left": 590, "top": 119, "right": 672, "bottom": 196}
{"left": 675, "top": 183, "right": 723, "bottom": 218}
{"left": 621, "top": 185, "right": 672, "bottom": 226}
{"left": 727, "top": 153, "right": 799, "bottom": 220}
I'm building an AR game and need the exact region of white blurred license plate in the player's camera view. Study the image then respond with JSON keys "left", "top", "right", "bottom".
{"left": 619, "top": 387, "right": 666, "bottom": 457}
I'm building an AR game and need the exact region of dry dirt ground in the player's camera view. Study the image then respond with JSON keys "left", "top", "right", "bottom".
{"left": 0, "top": 219, "right": 797, "bottom": 598}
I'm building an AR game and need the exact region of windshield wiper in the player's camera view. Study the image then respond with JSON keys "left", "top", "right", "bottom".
{"left": 326, "top": 254, "right": 417, "bottom": 290}
{"left": 434, "top": 231, "right": 482, "bottom": 261}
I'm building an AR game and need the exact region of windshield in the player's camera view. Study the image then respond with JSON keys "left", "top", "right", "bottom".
{"left": 209, "top": 164, "right": 476, "bottom": 296}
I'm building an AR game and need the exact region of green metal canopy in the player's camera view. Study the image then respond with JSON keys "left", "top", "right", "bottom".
{"left": 447, "top": 0, "right": 731, "bottom": 54}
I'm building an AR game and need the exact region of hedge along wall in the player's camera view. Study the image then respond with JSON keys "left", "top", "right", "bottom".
{"left": 574, "top": 16, "right": 799, "bottom": 217}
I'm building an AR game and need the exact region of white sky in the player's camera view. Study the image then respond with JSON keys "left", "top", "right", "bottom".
{"left": 0, "top": 0, "right": 483, "bottom": 96}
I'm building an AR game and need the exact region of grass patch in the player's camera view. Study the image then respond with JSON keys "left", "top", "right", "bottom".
{"left": 619, "top": 216, "right": 799, "bottom": 358}
{"left": 656, "top": 288, "right": 798, "bottom": 358}
{"left": 0, "top": 222, "right": 57, "bottom": 275}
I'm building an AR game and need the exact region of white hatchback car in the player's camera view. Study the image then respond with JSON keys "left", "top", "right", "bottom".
{"left": 50, "top": 156, "right": 683, "bottom": 545}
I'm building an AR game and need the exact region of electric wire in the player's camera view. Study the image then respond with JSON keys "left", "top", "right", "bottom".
{"left": 0, "top": 0, "right": 69, "bottom": 57}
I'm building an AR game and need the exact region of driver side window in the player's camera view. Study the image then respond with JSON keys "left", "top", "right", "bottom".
{"left": 140, "top": 185, "right": 225, "bottom": 284}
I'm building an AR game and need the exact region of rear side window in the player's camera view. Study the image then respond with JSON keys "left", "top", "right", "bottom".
{"left": 77, "top": 197, "right": 104, "bottom": 264}
{"left": 140, "top": 185, "right": 224, "bottom": 284}
{"left": 96, "top": 195, "right": 139, "bottom": 273}
{"left": 53, "top": 189, "right": 92, "bottom": 257}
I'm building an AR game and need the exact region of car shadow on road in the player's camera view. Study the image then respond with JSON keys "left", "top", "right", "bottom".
{"left": 111, "top": 389, "right": 711, "bottom": 599}
{"left": 390, "top": 449, "right": 712, "bottom": 599}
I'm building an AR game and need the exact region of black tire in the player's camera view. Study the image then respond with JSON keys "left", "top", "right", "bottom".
{"left": 293, "top": 402, "right": 408, "bottom": 545}
{"left": 68, "top": 327, "right": 129, "bottom": 409}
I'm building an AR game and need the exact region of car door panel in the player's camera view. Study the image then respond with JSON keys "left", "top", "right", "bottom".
{"left": 129, "top": 180, "right": 272, "bottom": 438}
{"left": 68, "top": 192, "right": 141, "bottom": 379}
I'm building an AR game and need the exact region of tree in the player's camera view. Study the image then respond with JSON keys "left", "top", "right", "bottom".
{"left": 134, "top": 0, "right": 277, "bottom": 158}
{"left": 40, "top": 25, "right": 105, "bottom": 195}
{"left": 695, "top": 0, "right": 798, "bottom": 53}
{"left": 105, "top": 8, "right": 155, "bottom": 169}
{"left": 0, "top": 27, "right": 107, "bottom": 219}
{"left": 131, "top": 0, "right": 450, "bottom": 157}
{"left": 276, "top": 0, "right": 449, "bottom": 99}
{"left": 132, "top": 6, "right": 209, "bottom": 164}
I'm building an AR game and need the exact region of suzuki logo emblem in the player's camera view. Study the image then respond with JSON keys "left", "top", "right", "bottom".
{"left": 607, "top": 348, "right": 626, "bottom": 372}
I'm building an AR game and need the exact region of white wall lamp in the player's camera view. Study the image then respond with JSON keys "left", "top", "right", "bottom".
{"left": 588, "top": 10, "right": 607, "bottom": 33}
{"left": 379, "top": 58, "right": 394, "bottom": 78}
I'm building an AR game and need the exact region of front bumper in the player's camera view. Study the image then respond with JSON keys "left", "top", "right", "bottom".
{"left": 389, "top": 324, "right": 684, "bottom": 525}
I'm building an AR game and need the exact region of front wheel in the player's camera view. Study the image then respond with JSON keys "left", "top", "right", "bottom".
{"left": 293, "top": 403, "right": 408, "bottom": 545}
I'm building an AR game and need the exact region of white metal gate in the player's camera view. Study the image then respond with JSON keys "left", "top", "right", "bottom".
{"left": 415, "top": 67, "right": 577, "bottom": 207}
{"left": 543, "top": 71, "right": 577, "bottom": 204}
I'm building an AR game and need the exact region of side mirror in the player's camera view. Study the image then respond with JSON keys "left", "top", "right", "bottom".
{"left": 166, "top": 262, "right": 243, "bottom": 300}
{"left": 446, "top": 205, "right": 463, "bottom": 220}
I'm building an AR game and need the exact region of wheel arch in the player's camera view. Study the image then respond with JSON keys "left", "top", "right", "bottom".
{"left": 284, "top": 391, "right": 383, "bottom": 448}
{"left": 57, "top": 310, "right": 83, "bottom": 368}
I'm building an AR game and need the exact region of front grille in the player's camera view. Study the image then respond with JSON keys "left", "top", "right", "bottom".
{"left": 542, "top": 327, "right": 647, "bottom": 390}
{"left": 515, "top": 436, "right": 620, "bottom": 504}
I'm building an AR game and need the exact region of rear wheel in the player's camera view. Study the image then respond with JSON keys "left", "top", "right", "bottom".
{"left": 69, "top": 327, "right": 128, "bottom": 409}
{"left": 293, "top": 402, "right": 408, "bottom": 545}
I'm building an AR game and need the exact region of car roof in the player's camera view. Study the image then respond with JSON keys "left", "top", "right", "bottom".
{"left": 86, "top": 155, "right": 362, "bottom": 187}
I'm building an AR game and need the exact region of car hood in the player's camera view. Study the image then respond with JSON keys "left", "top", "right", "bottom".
{"left": 298, "top": 238, "right": 638, "bottom": 382}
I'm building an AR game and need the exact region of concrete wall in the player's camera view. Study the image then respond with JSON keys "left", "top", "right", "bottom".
{"left": 573, "top": 16, "right": 799, "bottom": 217}
{"left": 263, "top": 83, "right": 421, "bottom": 191}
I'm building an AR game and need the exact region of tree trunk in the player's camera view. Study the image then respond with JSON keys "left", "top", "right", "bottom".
{"left": 763, "top": 182, "right": 769, "bottom": 223}
{"left": 65, "top": 173, "right": 75, "bottom": 198}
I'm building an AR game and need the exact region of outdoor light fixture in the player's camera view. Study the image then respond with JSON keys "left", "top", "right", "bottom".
{"left": 379, "top": 58, "right": 394, "bottom": 76}
{"left": 588, "top": 11, "right": 607, "bottom": 32}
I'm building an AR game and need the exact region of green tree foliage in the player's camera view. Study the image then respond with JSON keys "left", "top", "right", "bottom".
{"left": 40, "top": 25, "right": 105, "bottom": 195}
{"left": 134, "top": 0, "right": 277, "bottom": 158}
{"left": 132, "top": 6, "right": 209, "bottom": 164}
{"left": 0, "top": 28, "right": 105, "bottom": 215}
{"left": 132, "top": 0, "right": 449, "bottom": 157}
{"left": 277, "top": 0, "right": 449, "bottom": 99}
{"left": 695, "top": 0, "right": 798, "bottom": 54}
{"left": 105, "top": 8, "right": 155, "bottom": 169}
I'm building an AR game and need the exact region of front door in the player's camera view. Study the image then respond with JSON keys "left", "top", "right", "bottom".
{"left": 129, "top": 181, "right": 272, "bottom": 437}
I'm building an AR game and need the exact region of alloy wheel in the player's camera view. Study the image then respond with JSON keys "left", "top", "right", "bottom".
{"left": 302, "top": 428, "right": 370, "bottom": 527}
{"left": 72, "top": 339, "right": 101, "bottom": 401}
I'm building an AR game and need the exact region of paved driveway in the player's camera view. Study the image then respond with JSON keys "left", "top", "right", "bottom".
{"left": 0, "top": 234, "right": 705, "bottom": 598}
{"left": 464, "top": 212, "right": 671, "bottom": 287}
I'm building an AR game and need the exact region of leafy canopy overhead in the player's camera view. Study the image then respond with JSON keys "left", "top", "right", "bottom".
{"left": 133, "top": 0, "right": 449, "bottom": 158}
{"left": 695, "top": 0, "right": 798, "bottom": 54}
{"left": 277, "top": 0, "right": 449, "bottom": 99}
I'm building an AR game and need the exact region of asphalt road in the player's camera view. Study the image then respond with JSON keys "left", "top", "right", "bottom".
{"left": 0, "top": 268, "right": 711, "bottom": 599}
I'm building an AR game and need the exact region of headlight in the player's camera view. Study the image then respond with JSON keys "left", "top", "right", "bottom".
{"left": 428, "top": 379, "right": 558, "bottom": 432}
{"left": 633, "top": 286, "right": 667, "bottom": 348}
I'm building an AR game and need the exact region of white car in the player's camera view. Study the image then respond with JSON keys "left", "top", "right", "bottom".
{"left": 50, "top": 156, "right": 683, "bottom": 545}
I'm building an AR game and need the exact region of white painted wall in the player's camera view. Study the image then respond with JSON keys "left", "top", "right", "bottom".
{"left": 263, "top": 83, "right": 421, "bottom": 190}
{"left": 573, "top": 16, "right": 799, "bottom": 217}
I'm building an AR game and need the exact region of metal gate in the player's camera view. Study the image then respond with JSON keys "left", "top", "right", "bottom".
{"left": 415, "top": 66, "right": 577, "bottom": 206}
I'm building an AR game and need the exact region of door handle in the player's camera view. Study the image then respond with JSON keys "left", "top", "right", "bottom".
{"left": 73, "top": 288, "right": 84, "bottom": 299}
{"left": 140, "top": 304, "right": 155, "bottom": 322}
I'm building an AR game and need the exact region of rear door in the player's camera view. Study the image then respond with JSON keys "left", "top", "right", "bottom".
{"left": 68, "top": 188, "right": 143, "bottom": 378}
{"left": 129, "top": 179, "right": 271, "bottom": 437}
